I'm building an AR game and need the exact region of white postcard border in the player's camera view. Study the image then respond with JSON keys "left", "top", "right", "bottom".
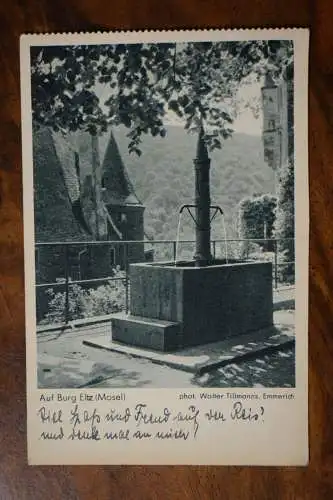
{"left": 20, "top": 28, "right": 309, "bottom": 465}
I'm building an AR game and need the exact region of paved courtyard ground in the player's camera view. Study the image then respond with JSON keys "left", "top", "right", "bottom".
{"left": 37, "top": 287, "right": 295, "bottom": 389}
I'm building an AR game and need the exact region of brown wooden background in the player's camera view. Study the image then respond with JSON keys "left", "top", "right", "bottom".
{"left": 0, "top": 0, "right": 332, "bottom": 498}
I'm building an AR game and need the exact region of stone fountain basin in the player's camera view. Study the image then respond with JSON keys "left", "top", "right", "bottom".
{"left": 112, "top": 259, "right": 273, "bottom": 352}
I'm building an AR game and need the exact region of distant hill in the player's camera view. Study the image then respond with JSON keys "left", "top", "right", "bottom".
{"left": 111, "top": 125, "right": 275, "bottom": 258}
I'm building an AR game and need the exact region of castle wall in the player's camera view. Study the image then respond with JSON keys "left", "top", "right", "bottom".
{"left": 34, "top": 127, "right": 146, "bottom": 322}
{"left": 35, "top": 243, "right": 122, "bottom": 322}
{"left": 106, "top": 204, "right": 145, "bottom": 266}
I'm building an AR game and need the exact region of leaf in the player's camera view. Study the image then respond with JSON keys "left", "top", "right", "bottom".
{"left": 179, "top": 95, "right": 189, "bottom": 107}
{"left": 31, "top": 39, "right": 291, "bottom": 149}
{"left": 121, "top": 115, "right": 132, "bottom": 128}
{"left": 168, "top": 100, "right": 179, "bottom": 112}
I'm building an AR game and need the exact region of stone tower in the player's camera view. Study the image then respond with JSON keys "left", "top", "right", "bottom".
{"left": 261, "top": 72, "right": 289, "bottom": 191}
{"left": 101, "top": 131, "right": 145, "bottom": 265}
{"left": 76, "top": 129, "right": 145, "bottom": 253}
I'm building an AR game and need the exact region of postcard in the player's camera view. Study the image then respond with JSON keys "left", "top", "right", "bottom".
{"left": 20, "top": 28, "right": 309, "bottom": 465}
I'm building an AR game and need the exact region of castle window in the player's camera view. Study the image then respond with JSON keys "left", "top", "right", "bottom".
{"left": 121, "top": 213, "right": 127, "bottom": 223}
{"left": 264, "top": 149, "right": 275, "bottom": 168}
{"left": 101, "top": 175, "right": 106, "bottom": 189}
{"left": 268, "top": 119, "right": 276, "bottom": 130}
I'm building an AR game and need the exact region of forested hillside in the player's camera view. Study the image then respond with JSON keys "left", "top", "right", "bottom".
{"left": 111, "top": 125, "right": 275, "bottom": 258}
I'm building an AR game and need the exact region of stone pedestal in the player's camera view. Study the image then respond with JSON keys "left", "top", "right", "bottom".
{"left": 111, "top": 260, "right": 273, "bottom": 352}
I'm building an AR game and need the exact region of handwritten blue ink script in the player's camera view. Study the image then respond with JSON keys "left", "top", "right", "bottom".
{"left": 37, "top": 400, "right": 265, "bottom": 443}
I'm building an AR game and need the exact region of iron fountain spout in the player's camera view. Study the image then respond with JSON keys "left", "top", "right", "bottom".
{"left": 193, "top": 125, "right": 213, "bottom": 267}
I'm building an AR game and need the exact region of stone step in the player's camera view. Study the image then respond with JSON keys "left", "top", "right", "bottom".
{"left": 111, "top": 312, "right": 181, "bottom": 352}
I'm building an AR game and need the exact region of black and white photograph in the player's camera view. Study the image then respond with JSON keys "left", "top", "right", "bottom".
{"left": 20, "top": 28, "right": 309, "bottom": 466}
{"left": 29, "top": 37, "right": 298, "bottom": 390}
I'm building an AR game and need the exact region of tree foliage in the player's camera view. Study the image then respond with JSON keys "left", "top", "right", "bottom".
{"left": 30, "top": 40, "right": 293, "bottom": 153}
{"left": 43, "top": 270, "right": 126, "bottom": 324}
{"left": 273, "top": 158, "right": 295, "bottom": 282}
{"left": 238, "top": 193, "right": 277, "bottom": 255}
{"left": 271, "top": 48, "right": 295, "bottom": 283}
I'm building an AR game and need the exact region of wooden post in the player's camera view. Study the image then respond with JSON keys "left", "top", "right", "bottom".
{"left": 64, "top": 244, "right": 70, "bottom": 325}
{"left": 124, "top": 242, "right": 129, "bottom": 314}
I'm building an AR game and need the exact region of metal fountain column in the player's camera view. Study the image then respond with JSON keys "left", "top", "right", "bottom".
{"left": 193, "top": 125, "right": 213, "bottom": 267}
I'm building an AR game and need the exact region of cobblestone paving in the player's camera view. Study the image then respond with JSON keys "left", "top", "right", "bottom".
{"left": 37, "top": 286, "right": 295, "bottom": 389}
{"left": 192, "top": 348, "right": 295, "bottom": 388}
{"left": 38, "top": 328, "right": 295, "bottom": 389}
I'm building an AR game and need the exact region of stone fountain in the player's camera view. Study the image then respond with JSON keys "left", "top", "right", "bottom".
{"left": 111, "top": 127, "right": 273, "bottom": 352}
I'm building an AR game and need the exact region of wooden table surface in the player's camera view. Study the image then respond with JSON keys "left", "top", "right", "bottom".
{"left": 0, "top": 1, "right": 332, "bottom": 498}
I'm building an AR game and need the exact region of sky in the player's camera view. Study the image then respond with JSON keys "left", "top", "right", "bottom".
{"left": 233, "top": 110, "right": 262, "bottom": 136}
{"left": 97, "top": 75, "right": 264, "bottom": 137}
{"left": 233, "top": 81, "right": 263, "bottom": 136}
{"left": 163, "top": 80, "right": 263, "bottom": 136}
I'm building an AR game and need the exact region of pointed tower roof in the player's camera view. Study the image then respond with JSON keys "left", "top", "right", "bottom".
{"left": 33, "top": 126, "right": 91, "bottom": 242}
{"left": 101, "top": 131, "right": 143, "bottom": 207}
